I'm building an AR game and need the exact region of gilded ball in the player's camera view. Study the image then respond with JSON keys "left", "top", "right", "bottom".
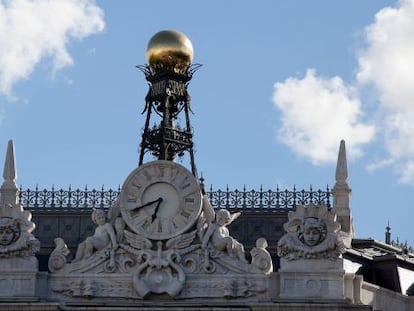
{"left": 146, "top": 30, "right": 194, "bottom": 72}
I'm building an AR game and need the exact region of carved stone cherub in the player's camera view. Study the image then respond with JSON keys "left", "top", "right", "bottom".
{"left": 201, "top": 209, "right": 247, "bottom": 262}
{"left": 277, "top": 204, "right": 345, "bottom": 261}
{"left": 73, "top": 209, "right": 118, "bottom": 262}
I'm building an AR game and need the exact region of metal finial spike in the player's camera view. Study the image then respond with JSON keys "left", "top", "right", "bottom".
{"left": 199, "top": 172, "right": 205, "bottom": 195}
{"left": 335, "top": 140, "right": 348, "bottom": 185}
{"left": 3, "top": 140, "right": 17, "bottom": 184}
{"left": 199, "top": 171, "right": 205, "bottom": 184}
{"left": 386, "top": 221, "right": 391, "bottom": 230}
{"left": 385, "top": 222, "right": 391, "bottom": 244}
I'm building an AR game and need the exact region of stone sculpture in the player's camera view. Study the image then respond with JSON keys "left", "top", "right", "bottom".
{"left": 250, "top": 237, "right": 273, "bottom": 274}
{"left": 201, "top": 209, "right": 247, "bottom": 263}
{"left": 73, "top": 209, "right": 118, "bottom": 263}
{"left": 49, "top": 193, "right": 272, "bottom": 300}
{"left": 277, "top": 204, "right": 349, "bottom": 300}
{"left": 0, "top": 140, "right": 40, "bottom": 297}
{"left": 48, "top": 237, "right": 70, "bottom": 272}
{"left": 0, "top": 141, "right": 39, "bottom": 259}
{"left": 49, "top": 161, "right": 272, "bottom": 301}
{"left": 277, "top": 204, "right": 345, "bottom": 261}
{"left": 0, "top": 209, "right": 39, "bottom": 258}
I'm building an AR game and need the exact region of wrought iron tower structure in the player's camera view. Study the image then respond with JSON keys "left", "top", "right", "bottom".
{"left": 137, "top": 30, "right": 201, "bottom": 177}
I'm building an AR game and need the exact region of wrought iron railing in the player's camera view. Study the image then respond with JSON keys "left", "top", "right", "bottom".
{"left": 19, "top": 186, "right": 120, "bottom": 209}
{"left": 206, "top": 185, "right": 331, "bottom": 211}
{"left": 19, "top": 185, "right": 331, "bottom": 210}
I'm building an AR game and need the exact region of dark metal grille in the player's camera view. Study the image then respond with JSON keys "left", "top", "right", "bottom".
{"left": 19, "top": 185, "right": 331, "bottom": 210}
{"left": 19, "top": 186, "right": 120, "bottom": 209}
{"left": 142, "top": 125, "right": 193, "bottom": 158}
{"left": 205, "top": 185, "right": 331, "bottom": 211}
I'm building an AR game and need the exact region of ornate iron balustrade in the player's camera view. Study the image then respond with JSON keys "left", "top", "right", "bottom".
{"left": 205, "top": 185, "right": 331, "bottom": 211}
{"left": 19, "top": 186, "right": 121, "bottom": 210}
{"left": 19, "top": 185, "right": 331, "bottom": 210}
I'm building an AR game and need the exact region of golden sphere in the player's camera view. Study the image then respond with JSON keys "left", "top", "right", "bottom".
{"left": 146, "top": 30, "right": 194, "bottom": 72}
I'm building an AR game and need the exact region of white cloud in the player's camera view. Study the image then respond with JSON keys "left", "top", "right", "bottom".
{"left": 273, "top": 69, "right": 375, "bottom": 164}
{"left": 273, "top": 0, "right": 414, "bottom": 186}
{"left": 366, "top": 158, "right": 394, "bottom": 172}
{"left": 357, "top": 0, "right": 414, "bottom": 184}
{"left": 0, "top": 0, "right": 105, "bottom": 97}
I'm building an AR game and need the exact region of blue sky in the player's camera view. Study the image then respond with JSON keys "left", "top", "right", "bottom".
{"left": 0, "top": 0, "right": 413, "bottom": 246}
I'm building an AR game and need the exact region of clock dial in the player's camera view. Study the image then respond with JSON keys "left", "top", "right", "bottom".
{"left": 120, "top": 160, "right": 202, "bottom": 240}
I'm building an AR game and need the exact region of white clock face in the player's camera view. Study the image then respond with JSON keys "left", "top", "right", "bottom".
{"left": 120, "top": 160, "right": 202, "bottom": 240}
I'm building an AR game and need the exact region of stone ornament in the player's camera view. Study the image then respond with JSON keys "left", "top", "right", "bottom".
{"left": 0, "top": 216, "right": 20, "bottom": 246}
{"left": 201, "top": 209, "right": 247, "bottom": 263}
{"left": 49, "top": 161, "right": 273, "bottom": 300}
{"left": 73, "top": 209, "right": 118, "bottom": 265}
{"left": 0, "top": 140, "right": 40, "bottom": 298}
{"left": 126, "top": 232, "right": 190, "bottom": 298}
{"left": 48, "top": 237, "right": 70, "bottom": 272}
{"left": 277, "top": 204, "right": 345, "bottom": 260}
{"left": 0, "top": 207, "right": 40, "bottom": 258}
{"left": 250, "top": 238, "right": 273, "bottom": 274}
{"left": 0, "top": 141, "right": 39, "bottom": 259}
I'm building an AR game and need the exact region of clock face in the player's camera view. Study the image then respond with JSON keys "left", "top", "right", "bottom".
{"left": 120, "top": 160, "right": 202, "bottom": 240}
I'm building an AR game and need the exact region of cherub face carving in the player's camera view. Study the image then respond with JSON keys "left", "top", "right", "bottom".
{"left": 215, "top": 209, "right": 231, "bottom": 226}
{"left": 0, "top": 217, "right": 20, "bottom": 246}
{"left": 92, "top": 209, "right": 107, "bottom": 225}
{"left": 299, "top": 217, "right": 326, "bottom": 247}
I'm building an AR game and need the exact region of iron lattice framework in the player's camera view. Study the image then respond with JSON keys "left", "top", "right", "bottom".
{"left": 19, "top": 185, "right": 331, "bottom": 211}
{"left": 137, "top": 64, "right": 201, "bottom": 176}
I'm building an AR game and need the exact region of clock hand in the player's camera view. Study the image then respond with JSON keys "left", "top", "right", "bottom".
{"left": 134, "top": 198, "right": 161, "bottom": 210}
{"left": 151, "top": 197, "right": 163, "bottom": 223}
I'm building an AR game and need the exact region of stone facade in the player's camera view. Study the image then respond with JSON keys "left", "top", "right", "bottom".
{"left": 2, "top": 139, "right": 414, "bottom": 311}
